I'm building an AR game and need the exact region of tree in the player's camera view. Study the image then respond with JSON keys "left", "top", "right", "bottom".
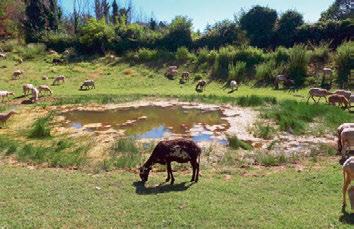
{"left": 112, "top": 0, "right": 118, "bottom": 24}
{"left": 48, "top": 0, "right": 59, "bottom": 31}
{"left": 239, "top": 6, "right": 277, "bottom": 48}
{"left": 161, "top": 16, "right": 193, "bottom": 50}
{"left": 24, "top": 0, "right": 48, "bottom": 42}
{"left": 95, "top": 0, "right": 110, "bottom": 23}
{"left": 320, "top": 0, "right": 352, "bottom": 21}
{"left": 276, "top": 10, "right": 304, "bottom": 47}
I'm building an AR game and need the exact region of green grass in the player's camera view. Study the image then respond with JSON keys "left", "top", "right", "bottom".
{"left": 263, "top": 100, "right": 353, "bottom": 135}
{"left": 0, "top": 136, "right": 87, "bottom": 167}
{"left": 253, "top": 123, "right": 276, "bottom": 139}
{"left": 255, "top": 153, "right": 289, "bottom": 166}
{"left": 0, "top": 160, "right": 352, "bottom": 228}
{"left": 108, "top": 138, "right": 142, "bottom": 169}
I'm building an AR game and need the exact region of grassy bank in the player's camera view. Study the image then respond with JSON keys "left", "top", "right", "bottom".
{"left": 0, "top": 160, "right": 352, "bottom": 228}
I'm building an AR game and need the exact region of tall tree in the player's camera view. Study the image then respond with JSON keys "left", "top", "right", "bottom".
{"left": 239, "top": 6, "right": 278, "bottom": 48}
{"left": 276, "top": 10, "right": 304, "bottom": 47}
{"left": 320, "top": 0, "right": 352, "bottom": 21}
{"left": 112, "top": 0, "right": 118, "bottom": 24}
{"left": 48, "top": 0, "right": 59, "bottom": 31}
{"left": 24, "top": 0, "right": 48, "bottom": 42}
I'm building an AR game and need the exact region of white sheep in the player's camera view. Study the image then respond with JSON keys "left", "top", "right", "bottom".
{"left": 307, "top": 88, "right": 332, "bottom": 103}
{"left": 38, "top": 85, "right": 53, "bottom": 95}
{"left": 12, "top": 70, "right": 24, "bottom": 80}
{"left": 337, "top": 123, "right": 354, "bottom": 154}
{"left": 0, "top": 91, "right": 15, "bottom": 102}
{"left": 341, "top": 128, "right": 354, "bottom": 154}
{"left": 23, "top": 84, "right": 34, "bottom": 96}
{"left": 80, "top": 80, "right": 95, "bottom": 90}
{"left": 52, "top": 75, "right": 65, "bottom": 85}
{"left": 31, "top": 87, "right": 39, "bottom": 102}
{"left": 230, "top": 80, "right": 238, "bottom": 91}
{"left": 0, "top": 53, "right": 6, "bottom": 58}
{"left": 342, "top": 156, "right": 354, "bottom": 208}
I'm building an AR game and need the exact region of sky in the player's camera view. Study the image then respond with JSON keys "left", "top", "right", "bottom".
{"left": 59, "top": 0, "right": 334, "bottom": 31}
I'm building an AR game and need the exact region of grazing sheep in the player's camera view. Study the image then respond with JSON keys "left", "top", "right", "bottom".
{"left": 274, "top": 75, "right": 294, "bottom": 89}
{"left": 0, "top": 53, "right": 6, "bottom": 58}
{"left": 0, "top": 91, "right": 14, "bottom": 102}
{"left": 31, "top": 87, "right": 39, "bottom": 102}
{"left": 196, "top": 80, "right": 207, "bottom": 92}
{"left": 52, "top": 75, "right": 65, "bottom": 85}
{"left": 165, "top": 66, "right": 178, "bottom": 79}
{"left": 80, "top": 80, "right": 95, "bottom": 90}
{"left": 42, "top": 76, "right": 48, "bottom": 80}
{"left": 139, "top": 139, "right": 201, "bottom": 185}
{"left": 0, "top": 110, "right": 17, "bottom": 126}
{"left": 52, "top": 58, "right": 64, "bottom": 65}
{"left": 341, "top": 128, "right": 354, "bottom": 154}
{"left": 38, "top": 85, "right": 52, "bottom": 95}
{"left": 23, "top": 84, "right": 34, "bottom": 96}
{"left": 12, "top": 70, "right": 24, "bottom": 80}
{"left": 181, "top": 72, "right": 190, "bottom": 81}
{"left": 328, "top": 94, "right": 350, "bottom": 109}
{"left": 230, "top": 80, "right": 238, "bottom": 91}
{"left": 337, "top": 123, "right": 354, "bottom": 154}
{"left": 307, "top": 88, "right": 332, "bottom": 103}
{"left": 342, "top": 156, "right": 354, "bottom": 208}
{"left": 335, "top": 90, "right": 351, "bottom": 100}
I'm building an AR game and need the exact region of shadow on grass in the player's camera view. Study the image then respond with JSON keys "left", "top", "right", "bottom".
{"left": 339, "top": 207, "right": 354, "bottom": 225}
{"left": 132, "top": 181, "right": 194, "bottom": 195}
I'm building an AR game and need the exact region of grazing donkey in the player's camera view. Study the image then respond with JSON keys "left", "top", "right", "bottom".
{"left": 139, "top": 139, "right": 201, "bottom": 185}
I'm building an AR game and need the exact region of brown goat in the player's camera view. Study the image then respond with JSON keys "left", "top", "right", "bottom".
{"left": 139, "top": 139, "right": 201, "bottom": 185}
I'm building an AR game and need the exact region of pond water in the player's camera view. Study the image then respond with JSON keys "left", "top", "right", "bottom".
{"left": 62, "top": 105, "right": 230, "bottom": 144}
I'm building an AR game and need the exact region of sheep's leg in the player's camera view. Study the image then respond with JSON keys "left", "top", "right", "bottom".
{"left": 167, "top": 162, "right": 174, "bottom": 184}
{"left": 343, "top": 170, "right": 350, "bottom": 207}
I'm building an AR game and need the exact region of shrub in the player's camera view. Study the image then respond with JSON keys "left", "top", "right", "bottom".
{"left": 111, "top": 138, "right": 141, "bottom": 168}
{"left": 255, "top": 61, "right": 275, "bottom": 84}
{"left": 213, "top": 46, "right": 234, "bottom": 79}
{"left": 309, "top": 42, "right": 330, "bottom": 64}
{"left": 135, "top": 48, "right": 158, "bottom": 62}
{"left": 335, "top": 41, "right": 354, "bottom": 88}
{"left": 196, "top": 48, "right": 209, "bottom": 65}
{"left": 0, "top": 39, "right": 18, "bottom": 52}
{"left": 228, "top": 62, "right": 247, "bottom": 82}
{"left": 227, "top": 135, "right": 253, "bottom": 150}
{"left": 254, "top": 123, "right": 276, "bottom": 139}
{"left": 233, "top": 46, "right": 266, "bottom": 71}
{"left": 41, "top": 32, "right": 77, "bottom": 52}
{"left": 28, "top": 114, "right": 52, "bottom": 139}
{"left": 272, "top": 46, "right": 289, "bottom": 66}
{"left": 175, "top": 46, "right": 195, "bottom": 62}
{"left": 14, "top": 43, "right": 46, "bottom": 60}
{"left": 236, "top": 95, "right": 277, "bottom": 107}
{"left": 113, "top": 138, "right": 139, "bottom": 154}
{"left": 288, "top": 45, "right": 309, "bottom": 86}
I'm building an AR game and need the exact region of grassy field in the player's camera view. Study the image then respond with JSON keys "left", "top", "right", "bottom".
{"left": 0, "top": 159, "right": 353, "bottom": 228}
{"left": 0, "top": 57, "right": 353, "bottom": 227}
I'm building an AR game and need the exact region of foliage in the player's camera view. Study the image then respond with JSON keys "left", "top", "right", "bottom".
{"left": 161, "top": 16, "right": 193, "bottom": 51}
{"left": 255, "top": 153, "right": 289, "bottom": 166}
{"left": 110, "top": 138, "right": 141, "bottom": 169}
{"left": 227, "top": 135, "right": 253, "bottom": 150}
{"left": 228, "top": 62, "right": 246, "bottom": 82}
{"left": 253, "top": 123, "right": 276, "bottom": 139}
{"left": 335, "top": 41, "right": 354, "bottom": 88}
{"left": 239, "top": 6, "right": 278, "bottom": 48}
{"left": 320, "top": 0, "right": 353, "bottom": 21}
{"left": 276, "top": 10, "right": 304, "bottom": 47}
{"left": 175, "top": 46, "right": 194, "bottom": 62}
{"left": 287, "top": 45, "right": 309, "bottom": 86}
{"left": 28, "top": 113, "right": 53, "bottom": 139}
{"left": 309, "top": 42, "right": 331, "bottom": 64}
{"left": 13, "top": 43, "right": 46, "bottom": 60}
{"left": 79, "top": 18, "right": 114, "bottom": 53}
{"left": 255, "top": 61, "right": 275, "bottom": 84}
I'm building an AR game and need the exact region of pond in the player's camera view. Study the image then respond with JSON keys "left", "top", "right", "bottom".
{"left": 62, "top": 105, "right": 230, "bottom": 144}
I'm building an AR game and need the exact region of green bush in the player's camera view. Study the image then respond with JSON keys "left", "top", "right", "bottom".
{"left": 309, "top": 42, "right": 330, "bottom": 64}
{"left": 255, "top": 61, "right": 275, "bottom": 84}
{"left": 41, "top": 32, "right": 77, "bottom": 52}
{"left": 254, "top": 123, "right": 276, "bottom": 139}
{"left": 228, "top": 62, "right": 247, "bottom": 82}
{"left": 233, "top": 46, "right": 266, "bottom": 71}
{"left": 272, "top": 47, "right": 289, "bottom": 66}
{"left": 213, "top": 46, "right": 235, "bottom": 79}
{"left": 15, "top": 43, "right": 46, "bottom": 60}
{"left": 236, "top": 95, "right": 277, "bottom": 107}
{"left": 28, "top": 114, "right": 52, "bottom": 139}
{"left": 335, "top": 41, "right": 354, "bottom": 88}
{"left": 135, "top": 48, "right": 159, "bottom": 62}
{"left": 227, "top": 135, "right": 253, "bottom": 150}
{"left": 196, "top": 48, "right": 209, "bottom": 65}
{"left": 288, "top": 45, "right": 309, "bottom": 86}
{"left": 175, "top": 46, "right": 194, "bottom": 62}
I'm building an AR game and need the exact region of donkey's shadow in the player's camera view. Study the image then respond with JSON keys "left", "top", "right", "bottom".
{"left": 132, "top": 181, "right": 194, "bottom": 195}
